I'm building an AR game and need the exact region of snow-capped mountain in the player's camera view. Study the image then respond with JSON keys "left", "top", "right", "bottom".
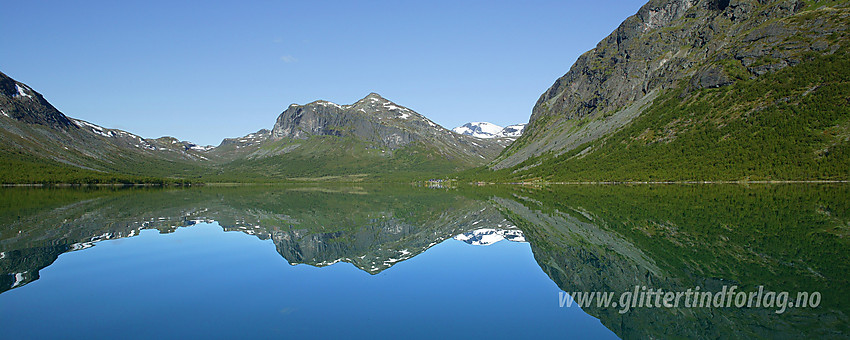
{"left": 499, "top": 124, "right": 526, "bottom": 138}
{"left": 452, "top": 122, "right": 505, "bottom": 138}
{"left": 452, "top": 122, "right": 526, "bottom": 139}
{"left": 1, "top": 70, "right": 508, "bottom": 180}
{"left": 208, "top": 93, "right": 506, "bottom": 164}
{"left": 453, "top": 228, "right": 526, "bottom": 246}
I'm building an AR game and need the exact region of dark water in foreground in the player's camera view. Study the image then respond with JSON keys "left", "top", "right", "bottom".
{"left": 0, "top": 184, "right": 847, "bottom": 339}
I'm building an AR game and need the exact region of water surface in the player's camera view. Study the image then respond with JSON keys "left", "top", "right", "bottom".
{"left": 0, "top": 184, "right": 847, "bottom": 339}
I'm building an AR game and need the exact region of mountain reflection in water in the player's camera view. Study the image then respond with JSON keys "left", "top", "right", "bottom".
{"left": 0, "top": 184, "right": 847, "bottom": 339}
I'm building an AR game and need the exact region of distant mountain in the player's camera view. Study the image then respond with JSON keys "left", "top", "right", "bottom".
{"left": 0, "top": 73, "right": 507, "bottom": 182}
{"left": 452, "top": 122, "right": 504, "bottom": 138}
{"left": 201, "top": 93, "right": 509, "bottom": 180}
{"left": 271, "top": 93, "right": 499, "bottom": 156}
{"left": 486, "top": 0, "right": 850, "bottom": 182}
{"left": 497, "top": 124, "right": 526, "bottom": 138}
{"left": 452, "top": 122, "right": 526, "bottom": 139}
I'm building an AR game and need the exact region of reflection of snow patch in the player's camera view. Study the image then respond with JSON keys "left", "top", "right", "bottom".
{"left": 71, "top": 242, "right": 95, "bottom": 251}
{"left": 315, "top": 259, "right": 342, "bottom": 267}
{"left": 11, "top": 272, "right": 27, "bottom": 288}
{"left": 453, "top": 228, "right": 525, "bottom": 246}
{"left": 0, "top": 251, "right": 5, "bottom": 259}
{"left": 69, "top": 232, "right": 115, "bottom": 251}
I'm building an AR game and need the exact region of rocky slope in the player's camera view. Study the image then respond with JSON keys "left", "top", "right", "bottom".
{"left": 491, "top": 0, "right": 850, "bottom": 180}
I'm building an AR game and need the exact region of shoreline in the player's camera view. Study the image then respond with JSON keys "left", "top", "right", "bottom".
{"left": 485, "top": 180, "right": 850, "bottom": 185}
{"left": 2, "top": 179, "right": 849, "bottom": 187}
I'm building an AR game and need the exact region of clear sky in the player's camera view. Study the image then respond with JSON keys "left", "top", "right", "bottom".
{"left": 2, "top": 0, "right": 645, "bottom": 146}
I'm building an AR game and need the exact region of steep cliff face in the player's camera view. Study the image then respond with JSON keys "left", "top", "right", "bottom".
{"left": 494, "top": 0, "right": 849, "bottom": 173}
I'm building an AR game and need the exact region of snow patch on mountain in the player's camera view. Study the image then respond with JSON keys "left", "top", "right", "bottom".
{"left": 72, "top": 119, "right": 116, "bottom": 138}
{"left": 14, "top": 84, "right": 32, "bottom": 99}
{"left": 316, "top": 100, "right": 342, "bottom": 109}
{"left": 190, "top": 145, "right": 215, "bottom": 152}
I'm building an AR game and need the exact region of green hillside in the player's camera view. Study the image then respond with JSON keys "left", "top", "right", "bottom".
{"left": 203, "top": 136, "right": 474, "bottom": 182}
{"left": 464, "top": 47, "right": 850, "bottom": 182}
{"left": 466, "top": 3, "right": 850, "bottom": 182}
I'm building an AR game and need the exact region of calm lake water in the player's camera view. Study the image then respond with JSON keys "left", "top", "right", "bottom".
{"left": 0, "top": 184, "right": 847, "bottom": 339}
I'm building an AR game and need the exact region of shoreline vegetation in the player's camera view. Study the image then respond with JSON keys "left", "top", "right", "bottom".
{"left": 2, "top": 179, "right": 848, "bottom": 187}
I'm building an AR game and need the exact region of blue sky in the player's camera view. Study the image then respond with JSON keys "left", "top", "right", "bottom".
{"left": 2, "top": 0, "right": 645, "bottom": 146}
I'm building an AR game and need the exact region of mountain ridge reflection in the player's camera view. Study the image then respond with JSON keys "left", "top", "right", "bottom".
{"left": 1, "top": 184, "right": 847, "bottom": 339}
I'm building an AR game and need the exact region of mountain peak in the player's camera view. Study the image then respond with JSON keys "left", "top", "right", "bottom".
{"left": 0, "top": 71, "right": 73, "bottom": 128}
{"left": 357, "top": 92, "right": 390, "bottom": 104}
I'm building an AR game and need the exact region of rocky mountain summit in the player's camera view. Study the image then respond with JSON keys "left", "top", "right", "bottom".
{"left": 270, "top": 93, "right": 503, "bottom": 157}
{"left": 205, "top": 93, "right": 507, "bottom": 173}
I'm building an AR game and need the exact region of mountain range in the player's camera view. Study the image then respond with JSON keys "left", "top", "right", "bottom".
{"left": 2, "top": 0, "right": 849, "bottom": 183}
{"left": 0, "top": 73, "right": 506, "bottom": 183}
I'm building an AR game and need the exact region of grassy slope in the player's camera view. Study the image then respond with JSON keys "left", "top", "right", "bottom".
{"left": 1, "top": 132, "right": 479, "bottom": 184}
{"left": 0, "top": 121, "right": 207, "bottom": 184}
{"left": 201, "top": 136, "right": 474, "bottom": 183}
{"left": 462, "top": 46, "right": 850, "bottom": 182}
{"left": 0, "top": 146, "right": 193, "bottom": 185}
